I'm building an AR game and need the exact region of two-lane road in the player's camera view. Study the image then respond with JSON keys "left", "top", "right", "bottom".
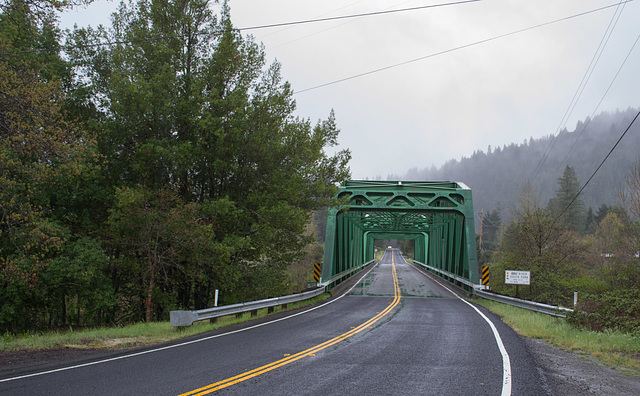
{"left": 1, "top": 249, "right": 548, "bottom": 395}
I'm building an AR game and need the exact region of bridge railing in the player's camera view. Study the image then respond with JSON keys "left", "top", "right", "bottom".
{"left": 170, "top": 287, "right": 325, "bottom": 327}
{"left": 171, "top": 259, "right": 377, "bottom": 327}
{"left": 412, "top": 260, "right": 479, "bottom": 291}
{"left": 474, "top": 290, "right": 574, "bottom": 317}
{"left": 322, "top": 259, "right": 376, "bottom": 290}
{"left": 411, "top": 260, "right": 574, "bottom": 317}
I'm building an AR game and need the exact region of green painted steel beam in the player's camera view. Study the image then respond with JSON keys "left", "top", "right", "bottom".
{"left": 322, "top": 180, "right": 479, "bottom": 289}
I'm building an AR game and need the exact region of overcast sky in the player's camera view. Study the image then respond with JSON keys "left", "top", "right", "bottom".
{"left": 61, "top": 0, "right": 640, "bottom": 179}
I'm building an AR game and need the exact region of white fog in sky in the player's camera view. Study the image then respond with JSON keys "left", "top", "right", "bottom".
{"left": 61, "top": 0, "right": 640, "bottom": 179}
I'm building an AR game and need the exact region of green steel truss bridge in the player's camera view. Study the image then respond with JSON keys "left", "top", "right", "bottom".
{"left": 322, "top": 180, "right": 479, "bottom": 289}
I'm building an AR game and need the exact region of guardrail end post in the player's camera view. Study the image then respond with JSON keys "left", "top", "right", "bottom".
{"left": 170, "top": 310, "right": 197, "bottom": 327}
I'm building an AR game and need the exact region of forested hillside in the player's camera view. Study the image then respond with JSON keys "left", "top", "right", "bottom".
{"left": 0, "top": 0, "right": 349, "bottom": 332}
{"left": 403, "top": 108, "right": 640, "bottom": 337}
{"left": 404, "top": 108, "right": 640, "bottom": 217}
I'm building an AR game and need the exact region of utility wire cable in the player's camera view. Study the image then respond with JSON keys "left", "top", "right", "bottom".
{"left": 539, "top": 25, "right": 640, "bottom": 239}
{"left": 294, "top": 1, "right": 634, "bottom": 94}
{"left": 269, "top": 0, "right": 418, "bottom": 50}
{"left": 529, "top": 0, "right": 627, "bottom": 182}
{"left": 258, "top": 0, "right": 376, "bottom": 39}
{"left": 549, "top": 1, "right": 629, "bottom": 178}
{"left": 0, "top": 0, "right": 482, "bottom": 55}
{"left": 549, "top": 107, "right": 640, "bottom": 235}
{"left": 236, "top": 0, "right": 482, "bottom": 32}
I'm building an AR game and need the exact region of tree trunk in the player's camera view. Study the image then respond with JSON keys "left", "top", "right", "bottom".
{"left": 146, "top": 247, "right": 155, "bottom": 323}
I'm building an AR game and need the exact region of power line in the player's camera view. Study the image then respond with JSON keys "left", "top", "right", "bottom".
{"left": 551, "top": 21, "right": 639, "bottom": 181}
{"left": 294, "top": 1, "right": 633, "bottom": 94}
{"left": 0, "top": 0, "right": 482, "bottom": 55}
{"left": 268, "top": 0, "right": 419, "bottom": 50}
{"left": 237, "top": 0, "right": 482, "bottom": 32}
{"left": 529, "top": 0, "right": 627, "bottom": 183}
{"left": 553, "top": 108, "right": 640, "bottom": 228}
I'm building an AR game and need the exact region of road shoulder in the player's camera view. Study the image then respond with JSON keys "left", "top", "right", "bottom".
{"left": 526, "top": 337, "right": 640, "bottom": 395}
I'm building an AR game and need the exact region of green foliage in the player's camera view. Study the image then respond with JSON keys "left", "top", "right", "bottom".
{"left": 42, "top": 237, "right": 114, "bottom": 326}
{"left": 1, "top": 0, "right": 350, "bottom": 332}
{"left": 547, "top": 165, "right": 585, "bottom": 233}
{"left": 480, "top": 207, "right": 502, "bottom": 252}
{"left": 407, "top": 109, "right": 640, "bottom": 220}
{"left": 491, "top": 183, "right": 590, "bottom": 306}
{"left": 569, "top": 289, "right": 640, "bottom": 336}
{"left": 0, "top": 0, "right": 103, "bottom": 332}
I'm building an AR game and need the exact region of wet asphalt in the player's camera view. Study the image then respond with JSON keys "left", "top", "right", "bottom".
{"left": 0, "top": 249, "right": 548, "bottom": 395}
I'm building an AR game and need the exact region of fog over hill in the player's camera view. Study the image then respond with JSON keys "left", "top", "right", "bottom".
{"left": 399, "top": 108, "right": 640, "bottom": 219}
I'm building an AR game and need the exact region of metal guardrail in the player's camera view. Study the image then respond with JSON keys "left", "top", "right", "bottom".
{"left": 322, "top": 259, "right": 376, "bottom": 289}
{"left": 412, "top": 260, "right": 480, "bottom": 290}
{"left": 170, "top": 287, "right": 326, "bottom": 327}
{"left": 411, "top": 260, "right": 574, "bottom": 317}
{"left": 474, "top": 290, "right": 574, "bottom": 317}
{"left": 171, "top": 259, "right": 376, "bottom": 327}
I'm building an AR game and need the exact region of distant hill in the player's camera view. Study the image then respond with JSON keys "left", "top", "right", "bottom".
{"left": 402, "top": 108, "right": 640, "bottom": 219}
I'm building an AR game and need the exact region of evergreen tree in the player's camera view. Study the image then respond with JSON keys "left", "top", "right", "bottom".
{"left": 68, "top": 0, "right": 351, "bottom": 318}
{"left": 481, "top": 207, "right": 502, "bottom": 251}
{"left": 547, "top": 165, "right": 585, "bottom": 232}
{"left": 585, "top": 206, "right": 595, "bottom": 234}
{"left": 0, "top": 0, "right": 109, "bottom": 331}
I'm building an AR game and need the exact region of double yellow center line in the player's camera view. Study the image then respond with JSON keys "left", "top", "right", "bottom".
{"left": 180, "top": 252, "right": 401, "bottom": 395}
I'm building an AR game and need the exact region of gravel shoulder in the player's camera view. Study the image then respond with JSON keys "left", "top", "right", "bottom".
{"left": 526, "top": 337, "right": 640, "bottom": 395}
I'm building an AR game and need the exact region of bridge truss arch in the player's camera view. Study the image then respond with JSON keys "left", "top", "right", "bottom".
{"left": 322, "top": 180, "right": 479, "bottom": 289}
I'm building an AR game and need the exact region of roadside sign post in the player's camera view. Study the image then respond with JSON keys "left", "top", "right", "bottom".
{"left": 505, "top": 270, "right": 530, "bottom": 298}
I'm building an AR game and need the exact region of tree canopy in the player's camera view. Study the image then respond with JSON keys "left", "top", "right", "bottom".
{"left": 1, "top": 0, "right": 350, "bottom": 331}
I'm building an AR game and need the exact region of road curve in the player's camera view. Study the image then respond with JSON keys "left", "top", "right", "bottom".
{"left": 0, "top": 249, "right": 549, "bottom": 395}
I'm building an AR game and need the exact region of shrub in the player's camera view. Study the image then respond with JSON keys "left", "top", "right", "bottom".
{"left": 569, "top": 288, "right": 640, "bottom": 336}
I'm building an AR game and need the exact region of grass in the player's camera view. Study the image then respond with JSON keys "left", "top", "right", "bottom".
{"left": 472, "top": 298, "right": 640, "bottom": 373}
{"left": 1, "top": 294, "right": 330, "bottom": 352}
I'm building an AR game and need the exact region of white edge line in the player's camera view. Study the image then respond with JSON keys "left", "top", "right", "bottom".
{"left": 1, "top": 260, "right": 380, "bottom": 384}
{"left": 412, "top": 265, "right": 512, "bottom": 396}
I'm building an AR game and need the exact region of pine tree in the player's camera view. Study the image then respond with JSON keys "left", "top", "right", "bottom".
{"left": 547, "top": 165, "right": 585, "bottom": 232}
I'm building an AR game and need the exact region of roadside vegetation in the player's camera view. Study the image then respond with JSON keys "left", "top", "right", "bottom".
{"left": 1, "top": 294, "right": 330, "bottom": 352}
{"left": 479, "top": 163, "right": 640, "bottom": 340}
{"left": 0, "top": 0, "right": 349, "bottom": 334}
{"left": 473, "top": 299, "right": 640, "bottom": 373}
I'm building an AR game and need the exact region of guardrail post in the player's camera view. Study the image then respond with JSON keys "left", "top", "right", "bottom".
{"left": 170, "top": 286, "right": 326, "bottom": 327}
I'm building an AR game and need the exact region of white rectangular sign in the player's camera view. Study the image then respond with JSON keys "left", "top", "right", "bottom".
{"left": 505, "top": 270, "right": 530, "bottom": 285}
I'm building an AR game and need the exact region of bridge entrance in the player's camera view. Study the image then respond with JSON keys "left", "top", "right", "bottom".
{"left": 322, "top": 181, "right": 479, "bottom": 289}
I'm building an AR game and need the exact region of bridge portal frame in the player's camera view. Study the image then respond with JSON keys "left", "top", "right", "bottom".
{"left": 322, "top": 180, "right": 479, "bottom": 289}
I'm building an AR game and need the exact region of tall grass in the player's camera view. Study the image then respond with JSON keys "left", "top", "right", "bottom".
{"left": 1, "top": 295, "right": 329, "bottom": 352}
{"left": 473, "top": 298, "right": 640, "bottom": 372}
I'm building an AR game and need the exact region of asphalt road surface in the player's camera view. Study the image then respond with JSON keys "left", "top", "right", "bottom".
{"left": 1, "top": 249, "right": 549, "bottom": 395}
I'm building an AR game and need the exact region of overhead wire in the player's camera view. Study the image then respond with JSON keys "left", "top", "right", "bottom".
{"left": 236, "top": 0, "right": 482, "bottom": 32}
{"left": 529, "top": 0, "right": 627, "bottom": 183}
{"left": 0, "top": 0, "right": 482, "bottom": 55}
{"left": 269, "top": 0, "right": 418, "bottom": 50}
{"left": 549, "top": 29, "right": 640, "bottom": 228}
{"left": 550, "top": 107, "right": 640, "bottom": 232}
{"left": 548, "top": 1, "right": 628, "bottom": 179}
{"left": 293, "top": 1, "right": 633, "bottom": 94}
{"left": 256, "top": 0, "right": 372, "bottom": 40}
